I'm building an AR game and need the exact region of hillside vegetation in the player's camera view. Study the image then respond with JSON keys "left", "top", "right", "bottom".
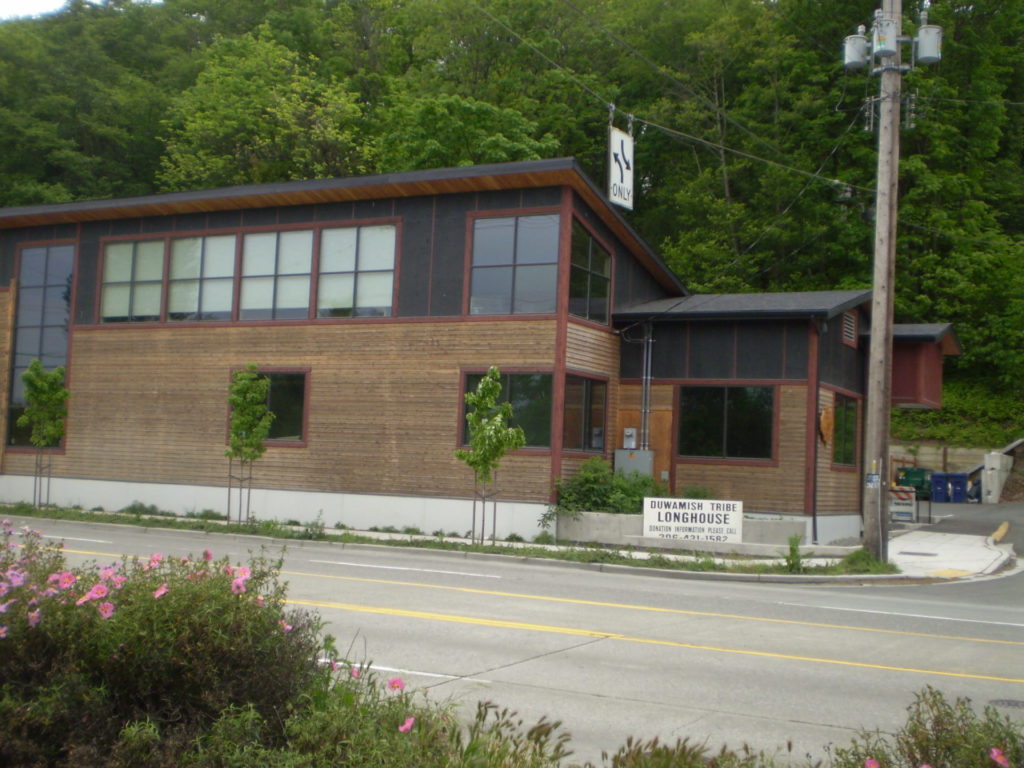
{"left": 2, "top": 0, "right": 1022, "bottom": 444}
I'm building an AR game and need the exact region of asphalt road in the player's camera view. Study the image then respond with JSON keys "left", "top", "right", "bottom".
{"left": 8, "top": 514, "right": 1024, "bottom": 766}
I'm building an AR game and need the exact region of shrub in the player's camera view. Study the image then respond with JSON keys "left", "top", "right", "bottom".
{"left": 831, "top": 686, "right": 1024, "bottom": 768}
{"left": 545, "top": 457, "right": 669, "bottom": 525}
{"left": 0, "top": 520, "right": 324, "bottom": 765}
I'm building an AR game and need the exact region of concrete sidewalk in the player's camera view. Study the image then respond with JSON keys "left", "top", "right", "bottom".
{"left": 887, "top": 528, "right": 1015, "bottom": 579}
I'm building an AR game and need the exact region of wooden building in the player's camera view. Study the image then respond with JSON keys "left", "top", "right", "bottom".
{"left": 0, "top": 158, "right": 959, "bottom": 542}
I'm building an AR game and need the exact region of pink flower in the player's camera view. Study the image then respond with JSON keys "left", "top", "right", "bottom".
{"left": 865, "top": 760, "right": 880, "bottom": 768}
{"left": 329, "top": 660, "right": 339, "bottom": 672}
{"left": 0, "top": 626, "right": 6, "bottom": 639}
{"left": 97, "top": 602, "right": 115, "bottom": 619}
{"left": 990, "top": 748, "right": 1010, "bottom": 768}
{"left": 6, "top": 568, "right": 25, "bottom": 587}
{"left": 0, "top": 582, "right": 8, "bottom": 598}
{"left": 111, "top": 575, "right": 127, "bottom": 589}
{"left": 153, "top": 583, "right": 169, "bottom": 599}
{"left": 235, "top": 566, "right": 251, "bottom": 580}
{"left": 57, "top": 572, "right": 76, "bottom": 590}
{"left": 203, "top": 549, "right": 213, "bottom": 561}
{"left": 399, "top": 716, "right": 415, "bottom": 732}
{"left": 279, "top": 620, "right": 292, "bottom": 632}
{"left": 254, "top": 597, "right": 265, "bottom": 607}
{"left": 350, "top": 667, "right": 360, "bottom": 679}
{"left": 0, "top": 599, "right": 15, "bottom": 613}
{"left": 75, "top": 583, "right": 110, "bottom": 606}
{"left": 98, "top": 566, "right": 117, "bottom": 581}
{"left": 387, "top": 677, "right": 405, "bottom": 692}
{"left": 145, "top": 553, "right": 163, "bottom": 570}
{"left": 27, "top": 610, "right": 40, "bottom": 628}
{"left": 230, "top": 577, "right": 247, "bottom": 594}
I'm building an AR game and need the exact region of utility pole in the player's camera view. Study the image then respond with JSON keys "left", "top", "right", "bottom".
{"left": 843, "top": 3, "right": 942, "bottom": 561}
{"left": 863, "top": 0, "right": 901, "bottom": 561}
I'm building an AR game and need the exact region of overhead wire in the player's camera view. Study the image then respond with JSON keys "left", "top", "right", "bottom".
{"left": 466, "top": 0, "right": 873, "bottom": 197}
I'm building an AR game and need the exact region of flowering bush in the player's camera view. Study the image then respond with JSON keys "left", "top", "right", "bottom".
{"left": 831, "top": 687, "right": 1023, "bottom": 768}
{"left": 0, "top": 520, "right": 323, "bottom": 765}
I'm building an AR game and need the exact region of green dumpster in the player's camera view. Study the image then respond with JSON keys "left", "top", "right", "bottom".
{"left": 896, "top": 467, "right": 932, "bottom": 500}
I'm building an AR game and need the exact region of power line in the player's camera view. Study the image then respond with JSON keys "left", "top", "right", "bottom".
{"left": 467, "top": 0, "right": 874, "bottom": 197}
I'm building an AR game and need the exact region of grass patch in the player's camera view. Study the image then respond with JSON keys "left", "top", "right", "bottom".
{"left": 1, "top": 502, "right": 897, "bottom": 576}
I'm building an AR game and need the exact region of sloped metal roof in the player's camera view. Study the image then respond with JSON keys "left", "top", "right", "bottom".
{"left": 614, "top": 289, "right": 872, "bottom": 322}
{"left": 0, "top": 157, "right": 685, "bottom": 294}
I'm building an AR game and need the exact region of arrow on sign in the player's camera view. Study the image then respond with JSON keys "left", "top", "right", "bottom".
{"left": 613, "top": 140, "right": 631, "bottom": 183}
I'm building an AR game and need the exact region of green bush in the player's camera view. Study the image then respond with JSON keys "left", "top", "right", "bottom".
{"left": 547, "top": 457, "right": 669, "bottom": 522}
{"left": 831, "top": 686, "right": 1024, "bottom": 768}
{"left": 0, "top": 520, "right": 324, "bottom": 765}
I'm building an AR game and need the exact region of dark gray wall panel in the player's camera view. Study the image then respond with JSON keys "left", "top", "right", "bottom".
{"left": 431, "top": 193, "right": 472, "bottom": 317}
{"left": 736, "top": 322, "right": 784, "bottom": 379}
{"left": 396, "top": 196, "right": 434, "bottom": 317}
{"left": 689, "top": 322, "right": 734, "bottom": 379}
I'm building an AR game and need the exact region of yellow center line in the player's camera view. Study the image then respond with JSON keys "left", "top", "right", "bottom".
{"left": 287, "top": 598, "right": 1024, "bottom": 685}
{"left": 280, "top": 569, "right": 1024, "bottom": 647}
{"left": 56, "top": 547, "right": 1023, "bottom": 650}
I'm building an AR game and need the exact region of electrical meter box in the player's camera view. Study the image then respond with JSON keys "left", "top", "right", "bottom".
{"left": 622, "top": 427, "right": 637, "bottom": 450}
{"left": 614, "top": 449, "right": 653, "bottom": 477}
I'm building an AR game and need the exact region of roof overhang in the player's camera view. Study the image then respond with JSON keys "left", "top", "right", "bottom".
{"left": 613, "top": 290, "right": 872, "bottom": 323}
{"left": 0, "top": 157, "right": 685, "bottom": 294}
{"left": 892, "top": 323, "right": 962, "bottom": 356}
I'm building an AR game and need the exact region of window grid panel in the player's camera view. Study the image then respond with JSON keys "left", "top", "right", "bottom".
{"left": 101, "top": 240, "right": 166, "bottom": 323}
{"left": 471, "top": 215, "right": 559, "bottom": 316}
{"left": 317, "top": 225, "right": 396, "bottom": 318}
{"left": 10, "top": 244, "right": 74, "bottom": 446}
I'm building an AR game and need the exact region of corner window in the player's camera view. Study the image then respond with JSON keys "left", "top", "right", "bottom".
{"left": 833, "top": 394, "right": 857, "bottom": 466}
{"left": 317, "top": 225, "right": 395, "bottom": 317}
{"left": 463, "top": 371, "right": 552, "bottom": 447}
{"left": 266, "top": 372, "right": 307, "bottom": 442}
{"left": 470, "top": 215, "right": 559, "bottom": 315}
{"left": 168, "top": 235, "right": 236, "bottom": 321}
{"left": 563, "top": 375, "right": 606, "bottom": 451}
{"left": 240, "top": 230, "right": 313, "bottom": 320}
{"left": 101, "top": 240, "right": 164, "bottom": 322}
{"left": 569, "top": 221, "right": 610, "bottom": 323}
{"left": 9, "top": 244, "right": 74, "bottom": 446}
{"left": 678, "top": 386, "right": 774, "bottom": 459}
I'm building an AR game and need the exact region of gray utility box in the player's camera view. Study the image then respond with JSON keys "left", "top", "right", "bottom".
{"left": 614, "top": 449, "right": 654, "bottom": 477}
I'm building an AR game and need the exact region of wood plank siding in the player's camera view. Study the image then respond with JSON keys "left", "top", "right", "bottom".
{"left": 2, "top": 320, "right": 560, "bottom": 502}
{"left": 815, "top": 387, "right": 861, "bottom": 516}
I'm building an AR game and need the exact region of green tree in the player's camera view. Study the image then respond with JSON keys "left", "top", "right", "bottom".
{"left": 159, "top": 32, "right": 368, "bottom": 190}
{"left": 16, "top": 359, "right": 69, "bottom": 507}
{"left": 375, "top": 93, "right": 559, "bottom": 172}
{"left": 456, "top": 366, "right": 526, "bottom": 486}
{"left": 225, "top": 365, "right": 274, "bottom": 522}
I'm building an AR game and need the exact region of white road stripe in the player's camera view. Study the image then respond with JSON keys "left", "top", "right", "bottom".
{"left": 777, "top": 602, "right": 1024, "bottom": 629}
{"left": 310, "top": 559, "right": 500, "bottom": 579}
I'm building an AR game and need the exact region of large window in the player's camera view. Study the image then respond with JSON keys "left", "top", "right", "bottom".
{"left": 168, "top": 235, "right": 236, "bottom": 321}
{"left": 569, "top": 222, "right": 611, "bottom": 323}
{"left": 101, "top": 240, "right": 164, "bottom": 322}
{"left": 563, "top": 375, "right": 606, "bottom": 451}
{"left": 240, "top": 230, "right": 313, "bottom": 320}
{"left": 470, "top": 215, "right": 559, "bottom": 315}
{"left": 318, "top": 225, "right": 395, "bottom": 317}
{"left": 9, "top": 244, "right": 74, "bottom": 446}
{"left": 833, "top": 394, "right": 857, "bottom": 466}
{"left": 463, "top": 372, "right": 553, "bottom": 447}
{"left": 678, "top": 386, "right": 774, "bottom": 459}
{"left": 100, "top": 224, "right": 396, "bottom": 324}
{"left": 266, "top": 372, "right": 307, "bottom": 442}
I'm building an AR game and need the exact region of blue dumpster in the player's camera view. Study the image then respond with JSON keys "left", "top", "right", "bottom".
{"left": 948, "top": 473, "right": 968, "bottom": 503}
{"left": 930, "top": 472, "right": 950, "bottom": 503}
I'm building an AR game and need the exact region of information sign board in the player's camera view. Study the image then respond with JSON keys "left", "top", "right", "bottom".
{"left": 643, "top": 497, "right": 743, "bottom": 543}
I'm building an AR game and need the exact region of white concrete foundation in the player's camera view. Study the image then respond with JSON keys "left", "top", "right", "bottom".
{"left": 0, "top": 474, "right": 548, "bottom": 541}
